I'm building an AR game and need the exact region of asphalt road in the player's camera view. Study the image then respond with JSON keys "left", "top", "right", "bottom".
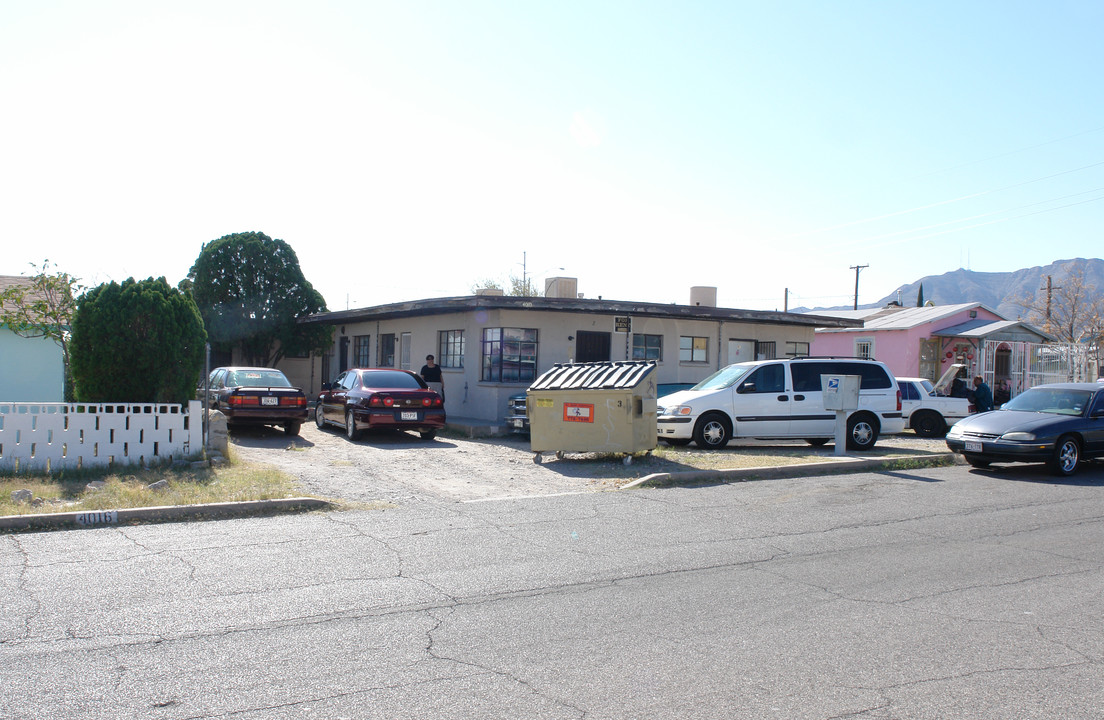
{"left": 3, "top": 461, "right": 1103, "bottom": 719}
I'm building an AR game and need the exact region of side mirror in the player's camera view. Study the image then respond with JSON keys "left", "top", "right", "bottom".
{"left": 738, "top": 382, "right": 756, "bottom": 394}
{"left": 321, "top": 382, "right": 333, "bottom": 391}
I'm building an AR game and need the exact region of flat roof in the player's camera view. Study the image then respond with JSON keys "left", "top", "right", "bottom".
{"left": 301, "top": 294, "right": 862, "bottom": 329}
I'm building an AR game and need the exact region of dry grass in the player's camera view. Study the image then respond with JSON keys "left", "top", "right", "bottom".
{"left": 0, "top": 460, "right": 300, "bottom": 517}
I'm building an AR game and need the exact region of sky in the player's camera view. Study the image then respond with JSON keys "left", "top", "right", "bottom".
{"left": 2, "top": 1, "right": 1102, "bottom": 312}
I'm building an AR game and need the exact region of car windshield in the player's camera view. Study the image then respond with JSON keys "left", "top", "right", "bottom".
{"left": 1002, "top": 388, "right": 1091, "bottom": 416}
{"left": 692, "top": 364, "right": 754, "bottom": 391}
{"left": 228, "top": 370, "right": 291, "bottom": 388}
{"left": 360, "top": 370, "right": 426, "bottom": 389}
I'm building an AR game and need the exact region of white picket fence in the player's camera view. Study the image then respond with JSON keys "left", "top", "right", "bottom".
{"left": 0, "top": 401, "right": 202, "bottom": 473}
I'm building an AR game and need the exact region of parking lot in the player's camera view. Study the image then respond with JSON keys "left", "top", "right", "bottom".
{"left": 228, "top": 423, "right": 951, "bottom": 504}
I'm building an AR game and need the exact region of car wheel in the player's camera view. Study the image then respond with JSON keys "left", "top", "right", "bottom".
{"left": 805, "top": 438, "right": 829, "bottom": 447}
{"left": 911, "top": 411, "right": 947, "bottom": 438}
{"left": 420, "top": 430, "right": 437, "bottom": 440}
{"left": 965, "top": 456, "right": 991, "bottom": 469}
{"left": 846, "top": 413, "right": 879, "bottom": 451}
{"left": 693, "top": 413, "right": 731, "bottom": 449}
{"left": 1048, "top": 435, "right": 1081, "bottom": 476}
{"left": 315, "top": 404, "right": 326, "bottom": 430}
{"left": 663, "top": 438, "right": 692, "bottom": 446}
{"left": 345, "top": 409, "right": 360, "bottom": 441}
{"left": 285, "top": 422, "right": 301, "bottom": 437}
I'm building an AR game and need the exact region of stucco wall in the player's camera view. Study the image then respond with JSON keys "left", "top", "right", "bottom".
{"left": 302, "top": 309, "right": 818, "bottom": 425}
{"left": 0, "top": 329, "right": 64, "bottom": 401}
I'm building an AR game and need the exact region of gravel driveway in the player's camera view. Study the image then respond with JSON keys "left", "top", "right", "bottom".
{"left": 228, "top": 423, "right": 949, "bottom": 505}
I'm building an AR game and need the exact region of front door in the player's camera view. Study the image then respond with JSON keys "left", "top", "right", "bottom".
{"left": 730, "top": 362, "right": 791, "bottom": 438}
{"left": 576, "top": 331, "right": 611, "bottom": 363}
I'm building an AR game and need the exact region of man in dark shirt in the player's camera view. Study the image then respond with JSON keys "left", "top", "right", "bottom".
{"left": 420, "top": 355, "right": 444, "bottom": 401}
{"left": 971, "top": 376, "right": 993, "bottom": 413}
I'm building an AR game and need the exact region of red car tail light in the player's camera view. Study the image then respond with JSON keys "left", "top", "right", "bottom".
{"left": 281, "top": 396, "right": 307, "bottom": 408}
{"left": 368, "top": 395, "right": 396, "bottom": 408}
{"left": 228, "top": 394, "right": 260, "bottom": 407}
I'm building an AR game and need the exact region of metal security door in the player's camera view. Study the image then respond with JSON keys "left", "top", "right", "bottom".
{"left": 576, "top": 331, "right": 611, "bottom": 363}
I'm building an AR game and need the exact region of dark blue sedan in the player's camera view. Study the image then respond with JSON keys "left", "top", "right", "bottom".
{"left": 945, "top": 383, "right": 1104, "bottom": 476}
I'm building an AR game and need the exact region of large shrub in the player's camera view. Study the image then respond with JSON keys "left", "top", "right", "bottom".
{"left": 70, "top": 277, "right": 207, "bottom": 404}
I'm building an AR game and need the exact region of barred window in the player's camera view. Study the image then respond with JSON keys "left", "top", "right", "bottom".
{"left": 757, "top": 341, "right": 777, "bottom": 360}
{"left": 438, "top": 330, "right": 465, "bottom": 368}
{"left": 353, "top": 335, "right": 370, "bottom": 367}
{"left": 379, "top": 334, "right": 396, "bottom": 367}
{"left": 481, "top": 328, "right": 538, "bottom": 382}
{"left": 855, "top": 339, "right": 874, "bottom": 360}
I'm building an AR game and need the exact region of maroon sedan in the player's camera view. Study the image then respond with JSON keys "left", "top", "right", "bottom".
{"left": 315, "top": 368, "right": 445, "bottom": 441}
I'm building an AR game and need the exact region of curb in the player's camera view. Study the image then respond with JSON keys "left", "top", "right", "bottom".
{"left": 621, "top": 453, "right": 959, "bottom": 489}
{"left": 0, "top": 497, "right": 334, "bottom": 534}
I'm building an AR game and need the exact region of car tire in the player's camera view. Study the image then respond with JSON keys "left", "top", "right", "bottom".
{"left": 693, "top": 413, "right": 731, "bottom": 449}
{"left": 420, "top": 430, "right": 437, "bottom": 440}
{"left": 965, "top": 456, "right": 991, "bottom": 469}
{"left": 315, "top": 404, "right": 326, "bottom": 430}
{"left": 845, "top": 413, "right": 879, "bottom": 451}
{"left": 1048, "top": 435, "right": 1081, "bottom": 476}
{"left": 911, "top": 411, "right": 946, "bottom": 438}
{"left": 805, "top": 438, "right": 829, "bottom": 447}
{"left": 285, "top": 422, "right": 301, "bottom": 437}
{"left": 345, "top": 409, "right": 360, "bottom": 441}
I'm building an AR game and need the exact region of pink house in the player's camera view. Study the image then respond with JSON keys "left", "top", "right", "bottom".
{"left": 810, "top": 303, "right": 1054, "bottom": 402}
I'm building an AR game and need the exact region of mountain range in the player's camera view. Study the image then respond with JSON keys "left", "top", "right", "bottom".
{"left": 802, "top": 257, "right": 1104, "bottom": 320}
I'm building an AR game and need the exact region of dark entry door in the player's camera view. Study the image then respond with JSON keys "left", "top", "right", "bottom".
{"left": 576, "top": 331, "right": 611, "bottom": 363}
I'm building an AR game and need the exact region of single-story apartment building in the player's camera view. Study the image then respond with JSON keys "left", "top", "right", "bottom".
{"left": 296, "top": 279, "right": 861, "bottom": 429}
{"left": 0, "top": 275, "right": 65, "bottom": 402}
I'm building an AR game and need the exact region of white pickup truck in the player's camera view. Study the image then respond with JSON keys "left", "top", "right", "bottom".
{"left": 897, "top": 364, "right": 973, "bottom": 437}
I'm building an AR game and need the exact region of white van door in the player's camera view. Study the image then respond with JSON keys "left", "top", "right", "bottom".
{"left": 730, "top": 362, "right": 792, "bottom": 438}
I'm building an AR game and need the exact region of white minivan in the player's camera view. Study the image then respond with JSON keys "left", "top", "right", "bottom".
{"left": 656, "top": 357, "right": 905, "bottom": 450}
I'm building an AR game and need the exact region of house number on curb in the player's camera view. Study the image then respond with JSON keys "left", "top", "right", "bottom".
{"left": 76, "top": 511, "right": 119, "bottom": 527}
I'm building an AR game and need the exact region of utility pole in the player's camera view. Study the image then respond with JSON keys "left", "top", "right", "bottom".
{"left": 850, "top": 264, "right": 868, "bottom": 310}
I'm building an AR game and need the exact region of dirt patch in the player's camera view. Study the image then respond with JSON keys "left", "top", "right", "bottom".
{"left": 227, "top": 423, "right": 950, "bottom": 504}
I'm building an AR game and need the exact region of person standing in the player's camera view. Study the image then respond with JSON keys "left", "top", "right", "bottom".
{"left": 971, "top": 375, "right": 993, "bottom": 413}
{"left": 420, "top": 354, "right": 444, "bottom": 402}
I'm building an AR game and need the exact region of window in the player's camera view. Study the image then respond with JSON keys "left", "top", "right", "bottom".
{"left": 632, "top": 334, "right": 663, "bottom": 361}
{"left": 680, "top": 336, "right": 708, "bottom": 363}
{"left": 353, "top": 335, "right": 370, "bottom": 367}
{"left": 756, "top": 341, "right": 777, "bottom": 360}
{"left": 482, "top": 328, "right": 538, "bottom": 382}
{"left": 855, "top": 338, "right": 874, "bottom": 360}
{"left": 438, "top": 330, "right": 465, "bottom": 368}
{"left": 786, "top": 341, "right": 810, "bottom": 357}
{"left": 745, "top": 364, "right": 785, "bottom": 392}
{"left": 379, "top": 334, "right": 396, "bottom": 367}
{"left": 790, "top": 361, "right": 894, "bottom": 392}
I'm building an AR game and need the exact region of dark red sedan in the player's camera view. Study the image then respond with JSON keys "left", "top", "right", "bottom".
{"left": 315, "top": 368, "right": 445, "bottom": 441}
{"left": 202, "top": 366, "right": 309, "bottom": 436}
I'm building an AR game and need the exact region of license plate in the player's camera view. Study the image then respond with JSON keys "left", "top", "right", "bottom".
{"left": 965, "top": 441, "right": 983, "bottom": 452}
{"left": 513, "top": 419, "right": 525, "bottom": 428}
{"left": 401, "top": 411, "right": 418, "bottom": 421}
{"left": 261, "top": 396, "right": 278, "bottom": 406}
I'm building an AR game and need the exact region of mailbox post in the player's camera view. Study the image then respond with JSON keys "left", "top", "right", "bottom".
{"left": 821, "top": 374, "right": 860, "bottom": 456}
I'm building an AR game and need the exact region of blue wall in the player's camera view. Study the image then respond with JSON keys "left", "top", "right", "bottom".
{"left": 0, "top": 328, "right": 64, "bottom": 401}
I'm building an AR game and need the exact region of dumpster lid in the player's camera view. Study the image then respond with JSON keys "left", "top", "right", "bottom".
{"left": 528, "top": 361, "right": 657, "bottom": 391}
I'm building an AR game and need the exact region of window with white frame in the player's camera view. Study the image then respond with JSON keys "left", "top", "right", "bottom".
{"left": 438, "top": 330, "right": 465, "bottom": 368}
{"left": 854, "top": 338, "right": 874, "bottom": 360}
{"left": 680, "top": 336, "right": 708, "bottom": 363}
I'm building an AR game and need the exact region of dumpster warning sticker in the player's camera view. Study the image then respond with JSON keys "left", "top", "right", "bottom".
{"left": 563, "top": 402, "right": 594, "bottom": 423}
